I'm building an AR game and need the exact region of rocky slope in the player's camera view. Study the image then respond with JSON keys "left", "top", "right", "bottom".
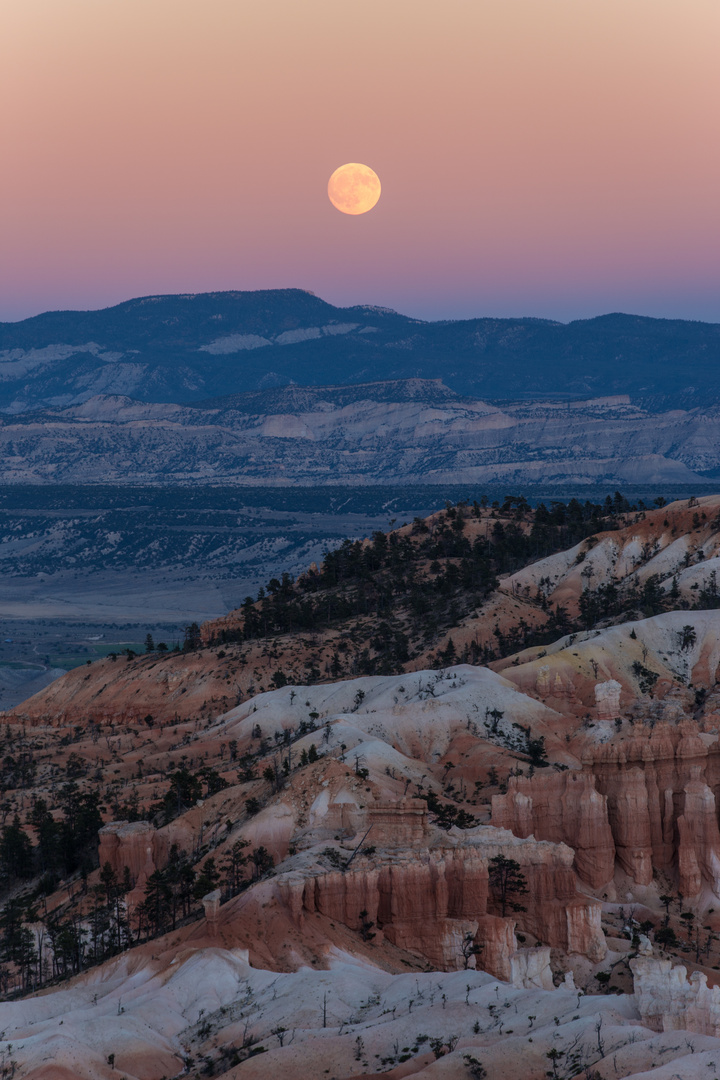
{"left": 14, "top": 496, "right": 720, "bottom": 728}
{"left": 7, "top": 498, "right": 720, "bottom": 1076}
{"left": 10, "top": 946, "right": 714, "bottom": 1080}
{"left": 3, "top": 289, "right": 720, "bottom": 412}
{"left": 1, "top": 383, "right": 718, "bottom": 485}
{"left": 502, "top": 493, "right": 720, "bottom": 612}
{"left": 7, "top": 646, "right": 720, "bottom": 1076}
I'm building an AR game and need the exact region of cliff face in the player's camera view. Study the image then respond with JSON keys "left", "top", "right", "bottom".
{"left": 98, "top": 822, "right": 158, "bottom": 885}
{"left": 493, "top": 720, "right": 720, "bottom": 897}
{"left": 491, "top": 771, "right": 615, "bottom": 888}
{"left": 587, "top": 721, "right": 720, "bottom": 895}
{"left": 0, "top": 390, "right": 708, "bottom": 485}
{"left": 99, "top": 784, "right": 606, "bottom": 980}
{"left": 274, "top": 836, "right": 605, "bottom": 976}
{"left": 98, "top": 818, "right": 196, "bottom": 891}
{"left": 367, "top": 798, "right": 429, "bottom": 848}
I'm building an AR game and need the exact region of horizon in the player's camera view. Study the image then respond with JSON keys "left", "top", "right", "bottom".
{"left": 4, "top": 3, "right": 720, "bottom": 1069}
{"left": 2, "top": 1, "right": 719, "bottom": 325}
{"left": 3, "top": 285, "right": 720, "bottom": 329}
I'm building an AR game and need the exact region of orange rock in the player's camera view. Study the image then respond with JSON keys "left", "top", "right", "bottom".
{"left": 275, "top": 841, "right": 605, "bottom": 972}
{"left": 98, "top": 821, "right": 157, "bottom": 887}
{"left": 491, "top": 771, "right": 615, "bottom": 888}
{"left": 677, "top": 777, "right": 720, "bottom": 896}
{"left": 367, "top": 798, "right": 428, "bottom": 848}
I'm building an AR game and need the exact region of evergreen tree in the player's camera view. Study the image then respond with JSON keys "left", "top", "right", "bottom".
{"left": 250, "top": 847, "right": 274, "bottom": 880}
{"left": 139, "top": 870, "right": 173, "bottom": 938}
{"left": 0, "top": 816, "right": 33, "bottom": 880}
{"left": 0, "top": 899, "right": 38, "bottom": 988}
{"left": 57, "top": 782, "right": 103, "bottom": 873}
{"left": 163, "top": 845, "right": 196, "bottom": 924}
{"left": 156, "top": 767, "right": 203, "bottom": 822}
{"left": 47, "top": 913, "right": 85, "bottom": 978}
{"left": 488, "top": 854, "right": 528, "bottom": 917}
{"left": 183, "top": 622, "right": 201, "bottom": 651}
{"left": 219, "top": 840, "right": 249, "bottom": 899}
{"left": 193, "top": 857, "right": 220, "bottom": 900}
{"left": 88, "top": 884, "right": 112, "bottom": 963}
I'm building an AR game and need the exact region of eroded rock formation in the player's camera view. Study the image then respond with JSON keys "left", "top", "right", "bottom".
{"left": 595, "top": 679, "right": 622, "bottom": 720}
{"left": 493, "top": 720, "right": 720, "bottom": 897}
{"left": 98, "top": 818, "right": 195, "bottom": 888}
{"left": 588, "top": 721, "right": 720, "bottom": 895}
{"left": 367, "top": 798, "right": 428, "bottom": 848}
{"left": 275, "top": 835, "right": 605, "bottom": 977}
{"left": 632, "top": 953, "right": 720, "bottom": 1036}
{"left": 491, "top": 772, "right": 615, "bottom": 888}
{"left": 98, "top": 821, "right": 158, "bottom": 886}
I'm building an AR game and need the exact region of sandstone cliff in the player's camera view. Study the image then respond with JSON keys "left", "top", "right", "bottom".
{"left": 491, "top": 771, "right": 615, "bottom": 888}
{"left": 492, "top": 718, "right": 720, "bottom": 898}
{"left": 269, "top": 828, "right": 606, "bottom": 974}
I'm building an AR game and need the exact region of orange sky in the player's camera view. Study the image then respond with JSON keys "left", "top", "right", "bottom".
{"left": 1, "top": 0, "right": 718, "bottom": 321}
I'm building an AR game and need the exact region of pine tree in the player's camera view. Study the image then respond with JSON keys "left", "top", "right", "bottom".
{"left": 488, "top": 854, "right": 528, "bottom": 917}
{"left": 139, "top": 870, "right": 173, "bottom": 938}
{"left": 251, "top": 847, "right": 274, "bottom": 880}
{"left": 193, "top": 857, "right": 220, "bottom": 899}
{"left": 0, "top": 815, "right": 33, "bottom": 880}
{"left": 31, "top": 797, "right": 60, "bottom": 874}
{"left": 1, "top": 899, "right": 38, "bottom": 988}
{"left": 220, "top": 840, "right": 249, "bottom": 898}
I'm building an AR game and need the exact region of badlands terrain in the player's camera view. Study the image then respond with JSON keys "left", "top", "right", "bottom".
{"left": 6, "top": 497, "right": 720, "bottom": 1077}
{"left": 2, "top": 383, "right": 720, "bottom": 487}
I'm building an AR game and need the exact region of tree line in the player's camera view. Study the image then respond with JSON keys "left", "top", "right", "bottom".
{"left": 208, "top": 496, "right": 640, "bottom": 676}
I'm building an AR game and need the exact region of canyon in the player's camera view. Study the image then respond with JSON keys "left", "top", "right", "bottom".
{"left": 6, "top": 497, "right": 720, "bottom": 1078}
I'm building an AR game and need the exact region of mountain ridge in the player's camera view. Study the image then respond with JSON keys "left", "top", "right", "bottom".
{"left": 2, "top": 288, "right": 720, "bottom": 413}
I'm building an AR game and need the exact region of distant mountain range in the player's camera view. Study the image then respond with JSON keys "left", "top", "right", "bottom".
{"left": 2, "top": 380, "right": 719, "bottom": 486}
{"left": 2, "top": 288, "right": 720, "bottom": 412}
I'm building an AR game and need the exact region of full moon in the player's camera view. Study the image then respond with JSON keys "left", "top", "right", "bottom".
{"left": 328, "top": 163, "right": 381, "bottom": 215}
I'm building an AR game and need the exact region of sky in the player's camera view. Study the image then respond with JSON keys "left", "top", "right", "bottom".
{"left": 1, "top": 0, "right": 719, "bottom": 324}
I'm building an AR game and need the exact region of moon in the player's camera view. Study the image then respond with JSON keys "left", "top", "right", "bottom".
{"left": 328, "top": 163, "right": 381, "bottom": 215}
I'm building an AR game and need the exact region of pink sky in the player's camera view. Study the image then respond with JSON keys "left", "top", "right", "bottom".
{"left": 1, "top": 0, "right": 719, "bottom": 322}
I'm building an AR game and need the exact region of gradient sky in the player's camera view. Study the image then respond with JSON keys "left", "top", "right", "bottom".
{"left": 1, "top": 0, "right": 719, "bottom": 323}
